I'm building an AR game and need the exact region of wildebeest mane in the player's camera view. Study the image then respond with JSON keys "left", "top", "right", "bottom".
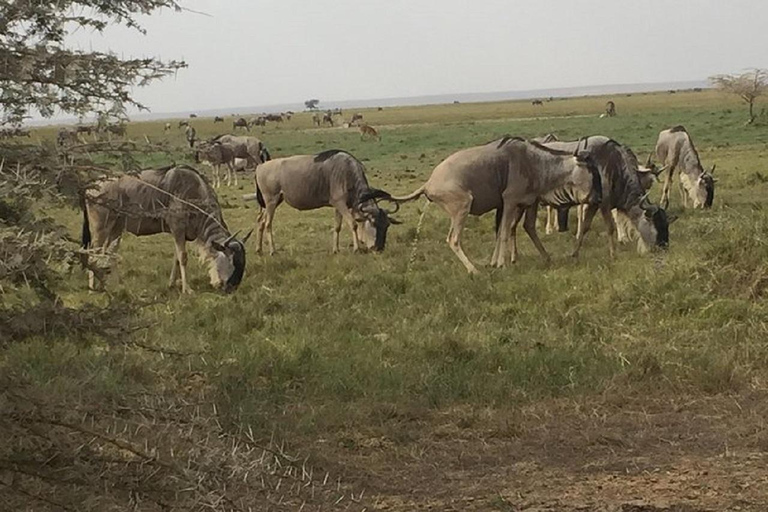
{"left": 669, "top": 125, "right": 687, "bottom": 133}
{"left": 314, "top": 149, "right": 352, "bottom": 162}
{"left": 493, "top": 135, "right": 524, "bottom": 148}
{"left": 527, "top": 139, "right": 578, "bottom": 156}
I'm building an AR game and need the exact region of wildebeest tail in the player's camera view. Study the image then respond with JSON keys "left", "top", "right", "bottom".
{"left": 557, "top": 207, "right": 569, "bottom": 232}
{"left": 242, "top": 185, "right": 266, "bottom": 208}
{"left": 389, "top": 184, "right": 427, "bottom": 203}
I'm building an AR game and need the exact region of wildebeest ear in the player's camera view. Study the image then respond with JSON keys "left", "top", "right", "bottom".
{"left": 667, "top": 214, "right": 679, "bottom": 224}
{"left": 389, "top": 217, "right": 403, "bottom": 225}
{"left": 211, "top": 241, "right": 226, "bottom": 252}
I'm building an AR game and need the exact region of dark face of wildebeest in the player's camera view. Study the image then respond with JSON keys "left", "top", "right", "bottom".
{"left": 356, "top": 200, "right": 401, "bottom": 252}
{"left": 209, "top": 231, "right": 252, "bottom": 293}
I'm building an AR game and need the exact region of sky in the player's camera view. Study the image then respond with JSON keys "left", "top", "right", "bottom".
{"left": 67, "top": 0, "right": 768, "bottom": 115}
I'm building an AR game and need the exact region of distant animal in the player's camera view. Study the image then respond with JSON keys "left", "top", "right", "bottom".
{"left": 184, "top": 125, "right": 196, "bottom": 148}
{"left": 654, "top": 126, "right": 715, "bottom": 209}
{"left": 377, "top": 107, "right": 384, "bottom": 111}
{"left": 531, "top": 99, "right": 543, "bottom": 106}
{"left": 605, "top": 100, "right": 617, "bottom": 117}
{"left": 249, "top": 116, "right": 266, "bottom": 127}
{"left": 233, "top": 117, "right": 250, "bottom": 131}
{"left": 243, "top": 150, "right": 400, "bottom": 254}
{"left": 322, "top": 112, "right": 334, "bottom": 126}
{"left": 210, "top": 134, "right": 269, "bottom": 169}
{"left": 349, "top": 113, "right": 363, "bottom": 125}
{"left": 359, "top": 123, "right": 380, "bottom": 141}
{"left": 104, "top": 123, "right": 126, "bottom": 137}
{"left": 56, "top": 127, "right": 79, "bottom": 146}
{"left": 164, "top": 122, "right": 172, "bottom": 132}
{"left": 331, "top": 108, "right": 343, "bottom": 117}
{"left": 75, "top": 125, "right": 93, "bottom": 135}
{"left": 214, "top": 116, "right": 224, "bottom": 123}
{"left": 265, "top": 114, "right": 284, "bottom": 123}
{"left": 178, "top": 120, "right": 189, "bottom": 129}
{"left": 282, "top": 112, "right": 292, "bottom": 121}
{"left": 312, "top": 113, "right": 321, "bottom": 127}
{"left": 0, "top": 127, "right": 30, "bottom": 139}
{"left": 453, "top": 100, "right": 460, "bottom": 104}
{"left": 82, "top": 165, "right": 251, "bottom": 294}
{"left": 542, "top": 136, "right": 672, "bottom": 256}
{"left": 195, "top": 140, "right": 236, "bottom": 188}
{"left": 378, "top": 137, "right": 602, "bottom": 273}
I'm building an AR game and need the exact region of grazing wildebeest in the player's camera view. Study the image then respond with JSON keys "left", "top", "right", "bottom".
{"left": 654, "top": 125, "right": 715, "bottom": 209}
{"left": 56, "top": 127, "right": 79, "bottom": 147}
{"left": 214, "top": 116, "right": 224, "bottom": 123}
{"left": 349, "top": 113, "right": 363, "bottom": 125}
{"left": 178, "top": 120, "right": 189, "bottom": 129}
{"left": 605, "top": 101, "right": 617, "bottom": 117}
{"left": 243, "top": 150, "right": 399, "bottom": 254}
{"left": 82, "top": 165, "right": 251, "bottom": 294}
{"left": 531, "top": 99, "right": 543, "bottom": 106}
{"left": 75, "top": 125, "right": 93, "bottom": 136}
{"left": 380, "top": 137, "right": 602, "bottom": 273}
{"left": 184, "top": 125, "right": 197, "bottom": 148}
{"left": 332, "top": 108, "right": 343, "bottom": 117}
{"left": 359, "top": 124, "right": 380, "bottom": 141}
{"left": 189, "top": 113, "right": 198, "bottom": 118}
{"left": 102, "top": 123, "right": 126, "bottom": 138}
{"left": 210, "top": 134, "right": 269, "bottom": 169}
{"left": 543, "top": 136, "right": 672, "bottom": 256}
{"left": 249, "top": 116, "right": 266, "bottom": 127}
{"left": 312, "top": 113, "right": 322, "bottom": 127}
{"left": 233, "top": 117, "right": 250, "bottom": 131}
{"left": 265, "top": 114, "right": 284, "bottom": 123}
{"left": 196, "top": 140, "right": 236, "bottom": 188}
{"left": 164, "top": 122, "right": 172, "bottom": 132}
{"left": 322, "top": 112, "right": 334, "bottom": 126}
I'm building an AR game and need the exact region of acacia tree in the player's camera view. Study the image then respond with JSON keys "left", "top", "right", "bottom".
{"left": 710, "top": 68, "right": 768, "bottom": 124}
{"left": 304, "top": 98, "right": 320, "bottom": 110}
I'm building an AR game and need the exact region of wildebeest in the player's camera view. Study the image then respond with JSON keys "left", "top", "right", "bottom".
{"left": 249, "top": 116, "right": 266, "bottom": 127}
{"left": 349, "top": 113, "right": 364, "bottom": 125}
{"left": 233, "top": 117, "right": 250, "bottom": 131}
{"left": 164, "top": 122, "right": 172, "bottom": 132}
{"left": 0, "top": 127, "right": 30, "bottom": 139}
{"left": 312, "top": 113, "right": 321, "bottom": 127}
{"left": 605, "top": 101, "right": 617, "bottom": 117}
{"left": 379, "top": 137, "right": 602, "bottom": 273}
{"left": 543, "top": 136, "right": 672, "bottom": 256}
{"left": 195, "top": 140, "right": 236, "bottom": 188}
{"left": 654, "top": 125, "right": 715, "bottom": 209}
{"left": 359, "top": 124, "right": 380, "bottom": 141}
{"left": 214, "top": 116, "right": 224, "bottom": 123}
{"left": 102, "top": 123, "right": 126, "bottom": 138}
{"left": 322, "top": 113, "right": 334, "bottom": 126}
{"left": 243, "top": 150, "right": 399, "bottom": 254}
{"left": 178, "top": 120, "right": 189, "bottom": 129}
{"left": 210, "top": 134, "right": 270, "bottom": 169}
{"left": 184, "top": 125, "right": 197, "bottom": 148}
{"left": 265, "top": 114, "right": 283, "bottom": 123}
{"left": 189, "top": 113, "right": 198, "bottom": 118}
{"left": 531, "top": 99, "right": 543, "bottom": 106}
{"left": 82, "top": 164, "right": 251, "bottom": 294}
{"left": 56, "top": 127, "right": 79, "bottom": 147}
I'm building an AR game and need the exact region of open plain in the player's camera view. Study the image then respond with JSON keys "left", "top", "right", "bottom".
{"left": 10, "top": 89, "right": 768, "bottom": 510}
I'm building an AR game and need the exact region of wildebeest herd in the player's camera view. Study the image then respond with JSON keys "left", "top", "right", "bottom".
{"left": 81, "top": 118, "right": 715, "bottom": 292}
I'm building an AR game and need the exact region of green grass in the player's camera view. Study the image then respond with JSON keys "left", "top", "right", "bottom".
{"left": 15, "top": 89, "right": 768, "bottom": 439}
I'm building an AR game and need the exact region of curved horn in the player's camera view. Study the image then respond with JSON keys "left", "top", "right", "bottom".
{"left": 242, "top": 229, "right": 254, "bottom": 243}
{"left": 653, "top": 164, "right": 667, "bottom": 176}
{"left": 638, "top": 191, "right": 651, "bottom": 205}
{"left": 646, "top": 153, "right": 653, "bottom": 167}
{"left": 223, "top": 230, "right": 241, "bottom": 245}
{"left": 383, "top": 201, "right": 400, "bottom": 215}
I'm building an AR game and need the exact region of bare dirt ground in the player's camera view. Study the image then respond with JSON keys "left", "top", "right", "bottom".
{"left": 308, "top": 391, "right": 768, "bottom": 511}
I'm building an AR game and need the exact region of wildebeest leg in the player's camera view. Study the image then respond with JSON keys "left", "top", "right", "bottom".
{"left": 545, "top": 206, "right": 555, "bottom": 235}
{"left": 339, "top": 206, "right": 362, "bottom": 252}
{"left": 571, "top": 204, "right": 599, "bottom": 258}
{"left": 660, "top": 164, "right": 676, "bottom": 210}
{"left": 522, "top": 203, "right": 551, "bottom": 263}
{"left": 613, "top": 209, "right": 629, "bottom": 243}
{"left": 599, "top": 205, "right": 617, "bottom": 258}
{"left": 506, "top": 207, "right": 526, "bottom": 265}
{"left": 492, "top": 202, "right": 521, "bottom": 268}
{"left": 443, "top": 193, "right": 481, "bottom": 273}
{"left": 678, "top": 180, "right": 688, "bottom": 208}
{"left": 169, "top": 258, "right": 180, "bottom": 288}
{"left": 332, "top": 210, "right": 343, "bottom": 254}
{"left": 172, "top": 233, "right": 193, "bottom": 294}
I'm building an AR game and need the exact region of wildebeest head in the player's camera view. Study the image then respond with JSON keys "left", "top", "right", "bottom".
{"left": 700, "top": 166, "right": 716, "bottom": 208}
{"left": 635, "top": 197, "right": 676, "bottom": 253}
{"left": 356, "top": 189, "right": 401, "bottom": 252}
{"left": 571, "top": 143, "right": 603, "bottom": 205}
{"left": 683, "top": 165, "right": 716, "bottom": 209}
{"left": 209, "top": 230, "right": 252, "bottom": 293}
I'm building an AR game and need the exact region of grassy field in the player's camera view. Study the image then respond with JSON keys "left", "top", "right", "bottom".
{"left": 9, "top": 89, "right": 768, "bottom": 510}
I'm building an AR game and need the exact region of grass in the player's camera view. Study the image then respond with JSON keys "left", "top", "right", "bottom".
{"left": 14, "top": 89, "right": 768, "bottom": 442}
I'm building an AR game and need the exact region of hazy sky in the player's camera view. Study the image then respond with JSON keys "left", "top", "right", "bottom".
{"left": 68, "top": 0, "right": 768, "bottom": 114}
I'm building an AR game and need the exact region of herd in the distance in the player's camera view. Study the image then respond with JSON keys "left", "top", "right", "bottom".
{"left": 80, "top": 109, "right": 717, "bottom": 292}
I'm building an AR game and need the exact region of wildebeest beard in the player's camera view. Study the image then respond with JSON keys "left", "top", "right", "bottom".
{"left": 225, "top": 241, "right": 246, "bottom": 292}
{"left": 372, "top": 209, "right": 390, "bottom": 251}
{"left": 703, "top": 176, "right": 715, "bottom": 208}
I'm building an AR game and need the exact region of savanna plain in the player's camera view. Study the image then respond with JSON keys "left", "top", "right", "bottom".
{"left": 8, "top": 90, "right": 768, "bottom": 511}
